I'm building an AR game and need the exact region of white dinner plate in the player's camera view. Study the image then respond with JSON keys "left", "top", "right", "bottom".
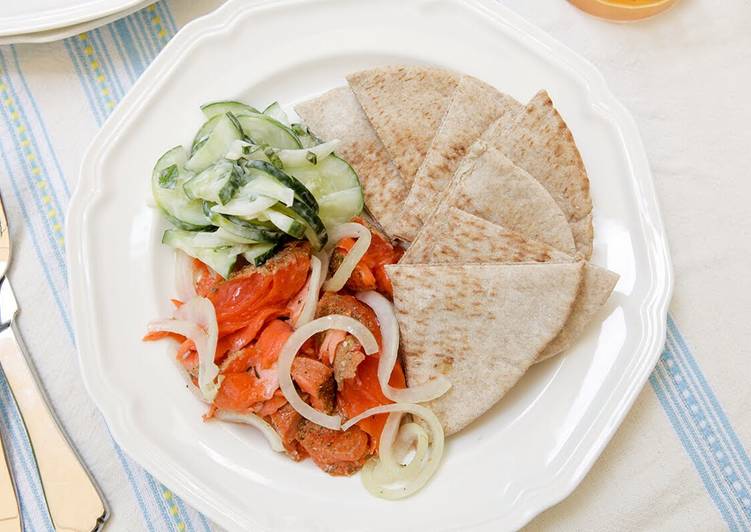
{"left": 0, "top": 0, "right": 144, "bottom": 37}
{"left": 66, "top": 0, "right": 673, "bottom": 530}
{"left": 0, "top": 1, "right": 149, "bottom": 45}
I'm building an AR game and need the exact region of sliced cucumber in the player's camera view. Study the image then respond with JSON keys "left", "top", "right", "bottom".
{"left": 244, "top": 160, "right": 318, "bottom": 212}
{"left": 287, "top": 154, "right": 361, "bottom": 199}
{"left": 201, "top": 101, "right": 259, "bottom": 119}
{"left": 262, "top": 102, "right": 290, "bottom": 126}
{"left": 191, "top": 115, "right": 219, "bottom": 154}
{"left": 183, "top": 160, "right": 238, "bottom": 205}
{"left": 163, "top": 229, "right": 244, "bottom": 278}
{"left": 242, "top": 242, "right": 281, "bottom": 267}
{"left": 276, "top": 201, "right": 327, "bottom": 250}
{"left": 212, "top": 194, "right": 278, "bottom": 218}
{"left": 186, "top": 113, "right": 242, "bottom": 173}
{"left": 266, "top": 208, "right": 306, "bottom": 239}
{"left": 317, "top": 187, "right": 365, "bottom": 226}
{"left": 181, "top": 227, "right": 260, "bottom": 248}
{"left": 209, "top": 212, "right": 283, "bottom": 243}
{"left": 151, "top": 146, "right": 211, "bottom": 230}
{"left": 236, "top": 114, "right": 301, "bottom": 149}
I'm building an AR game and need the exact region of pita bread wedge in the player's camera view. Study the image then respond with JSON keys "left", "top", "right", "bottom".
{"left": 394, "top": 76, "right": 523, "bottom": 241}
{"left": 486, "top": 90, "right": 594, "bottom": 258}
{"left": 295, "top": 86, "right": 408, "bottom": 236}
{"left": 419, "top": 207, "right": 619, "bottom": 362}
{"left": 386, "top": 262, "right": 583, "bottom": 435}
{"left": 346, "top": 66, "right": 459, "bottom": 188}
{"left": 401, "top": 142, "right": 576, "bottom": 264}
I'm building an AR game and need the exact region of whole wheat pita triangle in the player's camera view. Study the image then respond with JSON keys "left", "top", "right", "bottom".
{"left": 295, "top": 86, "right": 407, "bottom": 236}
{"left": 485, "top": 90, "right": 594, "bottom": 258}
{"left": 414, "top": 207, "right": 619, "bottom": 362}
{"left": 386, "top": 262, "right": 582, "bottom": 435}
{"left": 346, "top": 65, "right": 459, "bottom": 189}
{"left": 394, "top": 75, "right": 523, "bottom": 241}
{"left": 402, "top": 141, "right": 576, "bottom": 264}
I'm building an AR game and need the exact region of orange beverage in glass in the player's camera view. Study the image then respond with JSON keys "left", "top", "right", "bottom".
{"left": 569, "top": 0, "right": 679, "bottom": 21}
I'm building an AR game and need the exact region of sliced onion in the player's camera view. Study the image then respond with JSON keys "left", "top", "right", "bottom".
{"left": 369, "top": 421, "right": 430, "bottom": 485}
{"left": 356, "top": 291, "right": 451, "bottom": 403}
{"left": 314, "top": 250, "right": 330, "bottom": 290}
{"left": 149, "top": 297, "right": 220, "bottom": 401}
{"left": 211, "top": 195, "right": 277, "bottom": 217}
{"left": 323, "top": 223, "right": 371, "bottom": 292}
{"left": 175, "top": 250, "right": 196, "bottom": 302}
{"left": 293, "top": 255, "right": 321, "bottom": 329}
{"left": 278, "top": 315, "right": 379, "bottom": 429}
{"left": 342, "top": 403, "right": 444, "bottom": 500}
{"left": 214, "top": 409, "right": 284, "bottom": 453}
{"left": 277, "top": 139, "right": 340, "bottom": 167}
{"left": 225, "top": 139, "right": 251, "bottom": 160}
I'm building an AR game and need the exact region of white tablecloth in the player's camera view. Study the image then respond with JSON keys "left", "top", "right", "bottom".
{"left": 0, "top": 1, "right": 749, "bottom": 530}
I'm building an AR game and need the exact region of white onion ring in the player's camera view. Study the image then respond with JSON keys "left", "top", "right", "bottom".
{"left": 341, "top": 403, "right": 444, "bottom": 500}
{"left": 214, "top": 409, "right": 284, "bottom": 452}
{"left": 293, "top": 255, "right": 321, "bottom": 329}
{"left": 174, "top": 250, "right": 196, "bottom": 302}
{"left": 356, "top": 291, "right": 451, "bottom": 403}
{"left": 323, "top": 223, "right": 371, "bottom": 292}
{"left": 369, "top": 421, "right": 430, "bottom": 485}
{"left": 278, "top": 315, "right": 379, "bottom": 429}
{"left": 148, "top": 297, "right": 220, "bottom": 401}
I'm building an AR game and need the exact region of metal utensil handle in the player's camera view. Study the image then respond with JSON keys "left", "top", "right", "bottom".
{"left": 0, "top": 323, "right": 106, "bottom": 532}
{"left": 0, "top": 426, "right": 21, "bottom": 532}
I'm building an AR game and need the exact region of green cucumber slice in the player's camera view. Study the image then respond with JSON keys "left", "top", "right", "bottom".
{"left": 151, "top": 146, "right": 211, "bottom": 230}
{"left": 244, "top": 159, "right": 318, "bottom": 212}
{"left": 201, "top": 101, "right": 259, "bottom": 119}
{"left": 191, "top": 115, "right": 220, "bottom": 155}
{"left": 276, "top": 201, "right": 327, "bottom": 250}
{"left": 262, "top": 102, "right": 290, "bottom": 126}
{"left": 183, "top": 160, "right": 238, "bottom": 205}
{"left": 317, "top": 187, "right": 365, "bottom": 226}
{"left": 266, "top": 209, "right": 306, "bottom": 239}
{"left": 236, "top": 114, "right": 301, "bottom": 149}
{"left": 209, "top": 212, "right": 283, "bottom": 243}
{"left": 186, "top": 113, "right": 242, "bottom": 173}
{"left": 242, "top": 242, "right": 281, "bottom": 266}
{"left": 162, "top": 229, "right": 243, "bottom": 278}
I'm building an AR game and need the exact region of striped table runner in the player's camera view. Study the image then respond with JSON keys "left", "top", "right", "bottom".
{"left": 0, "top": 1, "right": 749, "bottom": 530}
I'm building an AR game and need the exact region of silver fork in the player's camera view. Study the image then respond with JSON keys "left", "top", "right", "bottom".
{"left": 0, "top": 190, "right": 108, "bottom": 532}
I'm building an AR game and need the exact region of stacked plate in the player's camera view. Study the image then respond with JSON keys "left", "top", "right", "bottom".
{"left": 0, "top": 0, "right": 149, "bottom": 44}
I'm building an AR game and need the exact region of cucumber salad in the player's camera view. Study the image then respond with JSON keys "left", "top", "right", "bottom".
{"left": 151, "top": 100, "right": 364, "bottom": 278}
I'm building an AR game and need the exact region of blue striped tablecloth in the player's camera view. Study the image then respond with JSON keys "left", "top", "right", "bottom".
{"left": 0, "top": 1, "right": 749, "bottom": 530}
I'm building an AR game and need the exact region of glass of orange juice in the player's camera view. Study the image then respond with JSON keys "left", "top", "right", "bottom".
{"left": 569, "top": 0, "right": 680, "bottom": 21}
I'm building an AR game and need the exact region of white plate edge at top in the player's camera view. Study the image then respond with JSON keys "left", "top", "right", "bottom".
{"left": 0, "top": 0, "right": 144, "bottom": 37}
{"left": 66, "top": 0, "right": 674, "bottom": 530}
{"left": 0, "top": 0, "right": 150, "bottom": 45}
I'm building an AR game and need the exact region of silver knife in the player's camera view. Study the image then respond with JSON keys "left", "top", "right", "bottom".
{"left": 0, "top": 192, "right": 108, "bottom": 532}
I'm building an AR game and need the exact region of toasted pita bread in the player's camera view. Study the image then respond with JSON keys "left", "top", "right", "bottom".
{"left": 401, "top": 142, "right": 576, "bottom": 264}
{"left": 486, "top": 90, "right": 594, "bottom": 258}
{"left": 294, "top": 87, "right": 408, "bottom": 236}
{"left": 386, "top": 262, "right": 583, "bottom": 435}
{"left": 419, "top": 207, "right": 619, "bottom": 361}
{"left": 346, "top": 66, "right": 459, "bottom": 188}
{"left": 394, "top": 76, "right": 523, "bottom": 240}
